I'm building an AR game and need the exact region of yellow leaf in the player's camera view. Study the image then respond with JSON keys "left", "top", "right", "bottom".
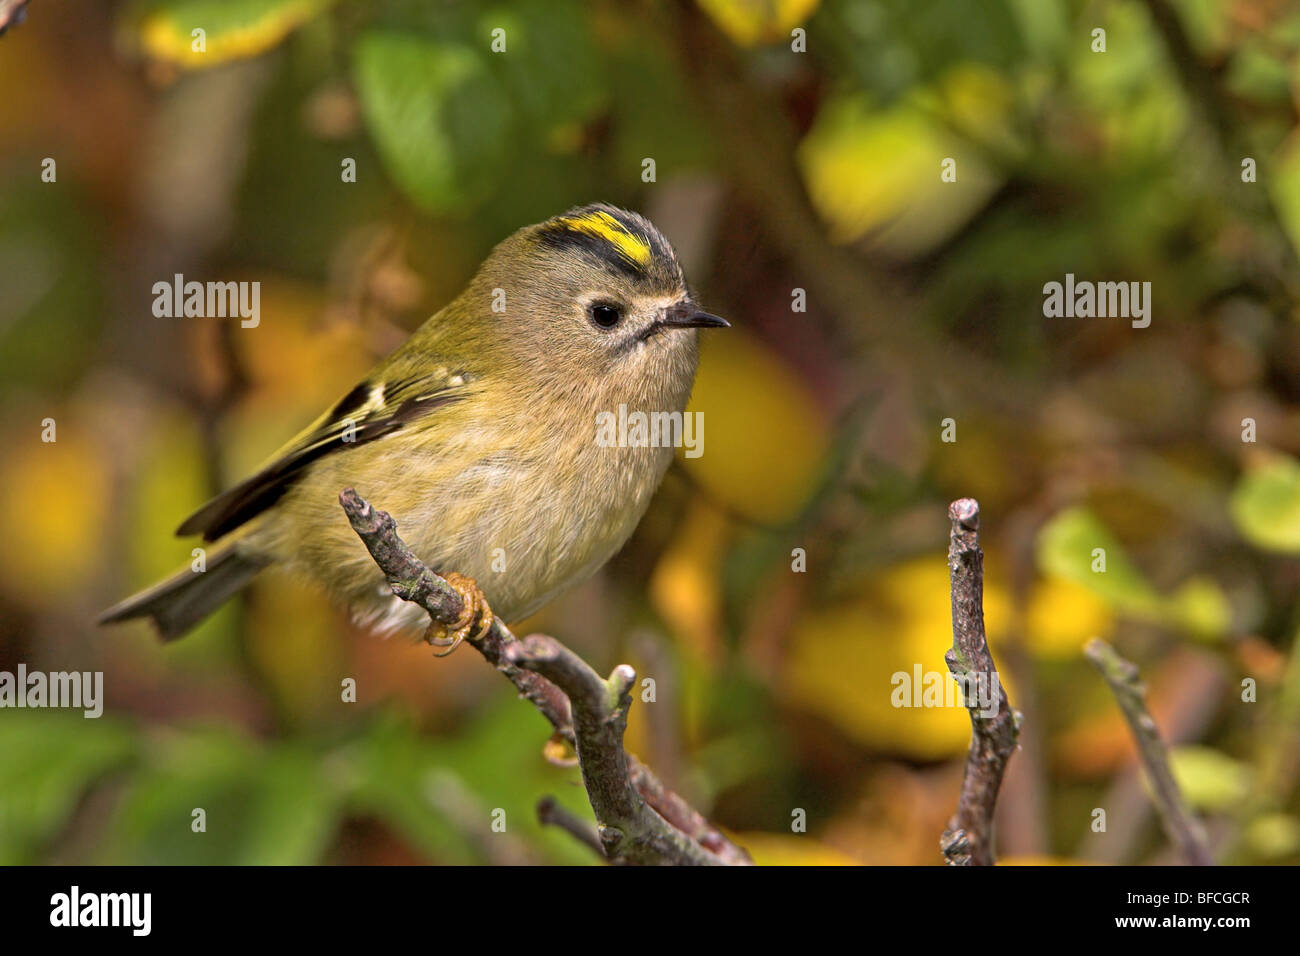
{"left": 124, "top": 413, "right": 211, "bottom": 589}
{"left": 1024, "top": 576, "right": 1114, "bottom": 658}
{"left": 245, "top": 572, "right": 345, "bottom": 725}
{"left": 0, "top": 427, "right": 110, "bottom": 602}
{"left": 1245, "top": 814, "right": 1300, "bottom": 859}
{"left": 785, "top": 558, "right": 1013, "bottom": 760}
{"left": 798, "top": 87, "right": 1003, "bottom": 255}
{"left": 136, "top": 0, "right": 333, "bottom": 70}
{"left": 649, "top": 499, "right": 728, "bottom": 665}
{"left": 695, "top": 0, "right": 820, "bottom": 47}
{"left": 683, "top": 331, "right": 828, "bottom": 523}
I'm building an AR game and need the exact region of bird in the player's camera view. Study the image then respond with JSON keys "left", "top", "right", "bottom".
{"left": 99, "top": 203, "right": 728, "bottom": 647}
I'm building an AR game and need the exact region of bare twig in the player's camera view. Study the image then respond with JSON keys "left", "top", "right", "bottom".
{"left": 506, "top": 635, "right": 723, "bottom": 865}
{"left": 536, "top": 796, "right": 603, "bottom": 858}
{"left": 942, "top": 498, "right": 1021, "bottom": 866}
{"left": 1076, "top": 650, "right": 1223, "bottom": 864}
{"left": 339, "top": 488, "right": 752, "bottom": 866}
{"left": 1084, "top": 638, "right": 1214, "bottom": 866}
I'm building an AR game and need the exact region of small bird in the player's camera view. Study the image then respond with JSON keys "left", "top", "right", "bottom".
{"left": 100, "top": 203, "right": 727, "bottom": 644}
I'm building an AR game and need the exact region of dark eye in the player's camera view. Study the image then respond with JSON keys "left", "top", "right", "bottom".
{"left": 588, "top": 302, "right": 624, "bottom": 330}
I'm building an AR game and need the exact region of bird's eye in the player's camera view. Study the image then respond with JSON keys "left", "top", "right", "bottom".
{"left": 588, "top": 302, "right": 624, "bottom": 330}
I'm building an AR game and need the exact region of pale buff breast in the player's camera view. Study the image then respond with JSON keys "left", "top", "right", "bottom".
{"left": 250, "top": 391, "right": 678, "bottom": 632}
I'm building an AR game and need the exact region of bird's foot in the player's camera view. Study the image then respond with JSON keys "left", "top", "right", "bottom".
{"left": 424, "top": 572, "right": 494, "bottom": 657}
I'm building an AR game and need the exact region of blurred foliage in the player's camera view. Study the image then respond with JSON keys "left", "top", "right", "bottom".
{"left": 1231, "top": 451, "right": 1300, "bottom": 553}
{"left": 127, "top": 0, "right": 339, "bottom": 68}
{"left": 1037, "top": 506, "right": 1231, "bottom": 640}
{"left": 2, "top": 0, "right": 1300, "bottom": 865}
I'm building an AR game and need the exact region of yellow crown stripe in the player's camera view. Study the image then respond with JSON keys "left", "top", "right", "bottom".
{"left": 555, "top": 211, "right": 652, "bottom": 266}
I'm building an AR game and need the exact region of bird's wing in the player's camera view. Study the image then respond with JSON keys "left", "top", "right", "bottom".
{"left": 176, "top": 371, "right": 469, "bottom": 542}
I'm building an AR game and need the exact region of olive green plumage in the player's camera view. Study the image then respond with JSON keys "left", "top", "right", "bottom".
{"left": 99, "top": 203, "right": 727, "bottom": 641}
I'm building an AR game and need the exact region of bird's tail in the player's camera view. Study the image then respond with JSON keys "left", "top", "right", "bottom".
{"left": 98, "top": 546, "right": 271, "bottom": 642}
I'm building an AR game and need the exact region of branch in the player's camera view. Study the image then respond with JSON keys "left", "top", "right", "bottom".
{"left": 942, "top": 498, "right": 1021, "bottom": 866}
{"left": 339, "top": 488, "right": 752, "bottom": 866}
{"left": 1083, "top": 638, "right": 1214, "bottom": 866}
{"left": 536, "top": 796, "right": 603, "bottom": 858}
{"left": 505, "top": 636, "right": 724, "bottom": 864}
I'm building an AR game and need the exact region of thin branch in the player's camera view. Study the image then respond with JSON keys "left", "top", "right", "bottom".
{"left": 536, "top": 796, "right": 604, "bottom": 858}
{"left": 339, "top": 488, "right": 752, "bottom": 866}
{"left": 1084, "top": 638, "right": 1214, "bottom": 866}
{"left": 1075, "top": 650, "right": 1222, "bottom": 864}
{"left": 942, "top": 498, "right": 1021, "bottom": 866}
{"left": 506, "top": 635, "right": 723, "bottom": 865}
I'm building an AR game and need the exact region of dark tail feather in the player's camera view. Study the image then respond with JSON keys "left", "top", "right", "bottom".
{"left": 98, "top": 547, "right": 270, "bottom": 642}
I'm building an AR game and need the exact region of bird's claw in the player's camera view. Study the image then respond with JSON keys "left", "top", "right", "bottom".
{"left": 423, "top": 572, "right": 494, "bottom": 657}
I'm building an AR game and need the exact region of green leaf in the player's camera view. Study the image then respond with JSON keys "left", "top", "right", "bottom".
{"left": 799, "top": 91, "right": 1003, "bottom": 252}
{"left": 354, "top": 31, "right": 512, "bottom": 213}
{"left": 334, "top": 714, "right": 479, "bottom": 864}
{"left": 1168, "top": 746, "right": 1252, "bottom": 813}
{"left": 815, "top": 0, "right": 1025, "bottom": 101}
{"left": 232, "top": 746, "right": 341, "bottom": 864}
{"left": 1036, "top": 507, "right": 1230, "bottom": 640}
{"left": 1229, "top": 452, "right": 1300, "bottom": 553}
{"left": 104, "top": 726, "right": 340, "bottom": 865}
{"left": 1245, "top": 813, "right": 1300, "bottom": 859}
{"left": 478, "top": 0, "right": 606, "bottom": 140}
{"left": 1164, "top": 576, "right": 1232, "bottom": 642}
{"left": 0, "top": 712, "right": 135, "bottom": 864}
{"left": 0, "top": 179, "right": 106, "bottom": 394}
{"left": 340, "top": 702, "right": 594, "bottom": 865}
{"left": 1036, "top": 506, "right": 1162, "bottom": 615}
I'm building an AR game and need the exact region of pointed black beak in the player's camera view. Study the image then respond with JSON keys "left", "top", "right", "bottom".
{"left": 659, "top": 301, "right": 730, "bottom": 331}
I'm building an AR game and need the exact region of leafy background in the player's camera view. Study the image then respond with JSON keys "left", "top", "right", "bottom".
{"left": 2, "top": 0, "right": 1300, "bottom": 865}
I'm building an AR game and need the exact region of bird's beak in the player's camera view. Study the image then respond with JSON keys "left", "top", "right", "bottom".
{"left": 659, "top": 301, "right": 730, "bottom": 331}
